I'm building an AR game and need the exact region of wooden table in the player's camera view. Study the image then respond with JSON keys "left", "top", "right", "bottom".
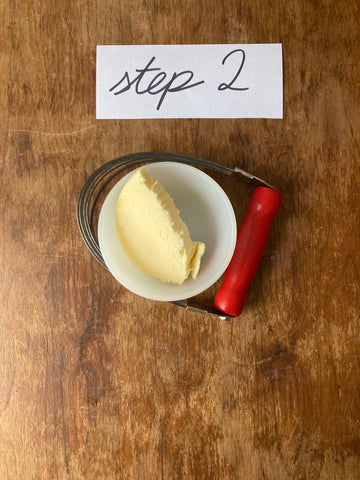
{"left": 1, "top": 0, "right": 359, "bottom": 478}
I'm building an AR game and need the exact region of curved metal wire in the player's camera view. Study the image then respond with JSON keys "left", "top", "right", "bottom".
{"left": 76, "top": 151, "right": 235, "bottom": 269}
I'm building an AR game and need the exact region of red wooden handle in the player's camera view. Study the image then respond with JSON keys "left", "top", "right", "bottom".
{"left": 214, "top": 186, "right": 282, "bottom": 317}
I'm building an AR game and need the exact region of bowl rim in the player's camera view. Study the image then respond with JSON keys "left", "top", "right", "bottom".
{"left": 98, "top": 161, "right": 237, "bottom": 301}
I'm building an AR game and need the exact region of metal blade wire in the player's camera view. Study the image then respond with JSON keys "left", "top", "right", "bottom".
{"left": 76, "top": 152, "right": 234, "bottom": 268}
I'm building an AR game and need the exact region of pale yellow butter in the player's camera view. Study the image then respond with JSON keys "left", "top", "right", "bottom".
{"left": 115, "top": 167, "right": 205, "bottom": 284}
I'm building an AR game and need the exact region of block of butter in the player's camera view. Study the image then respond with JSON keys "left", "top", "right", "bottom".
{"left": 115, "top": 167, "right": 205, "bottom": 284}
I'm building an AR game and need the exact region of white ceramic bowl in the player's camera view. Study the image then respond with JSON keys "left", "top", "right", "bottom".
{"left": 98, "top": 162, "right": 237, "bottom": 301}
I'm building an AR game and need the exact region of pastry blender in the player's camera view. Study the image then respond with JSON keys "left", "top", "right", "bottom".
{"left": 77, "top": 152, "right": 281, "bottom": 321}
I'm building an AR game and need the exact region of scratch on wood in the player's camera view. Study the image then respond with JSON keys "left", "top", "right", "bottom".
{"left": 8, "top": 125, "right": 96, "bottom": 136}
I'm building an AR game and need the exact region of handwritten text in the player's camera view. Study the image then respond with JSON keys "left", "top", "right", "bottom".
{"left": 109, "top": 49, "right": 250, "bottom": 111}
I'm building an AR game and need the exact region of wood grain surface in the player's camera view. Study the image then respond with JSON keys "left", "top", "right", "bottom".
{"left": 1, "top": 0, "right": 359, "bottom": 478}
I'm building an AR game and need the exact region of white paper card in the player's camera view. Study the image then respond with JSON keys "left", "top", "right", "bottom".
{"left": 96, "top": 44, "right": 283, "bottom": 119}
